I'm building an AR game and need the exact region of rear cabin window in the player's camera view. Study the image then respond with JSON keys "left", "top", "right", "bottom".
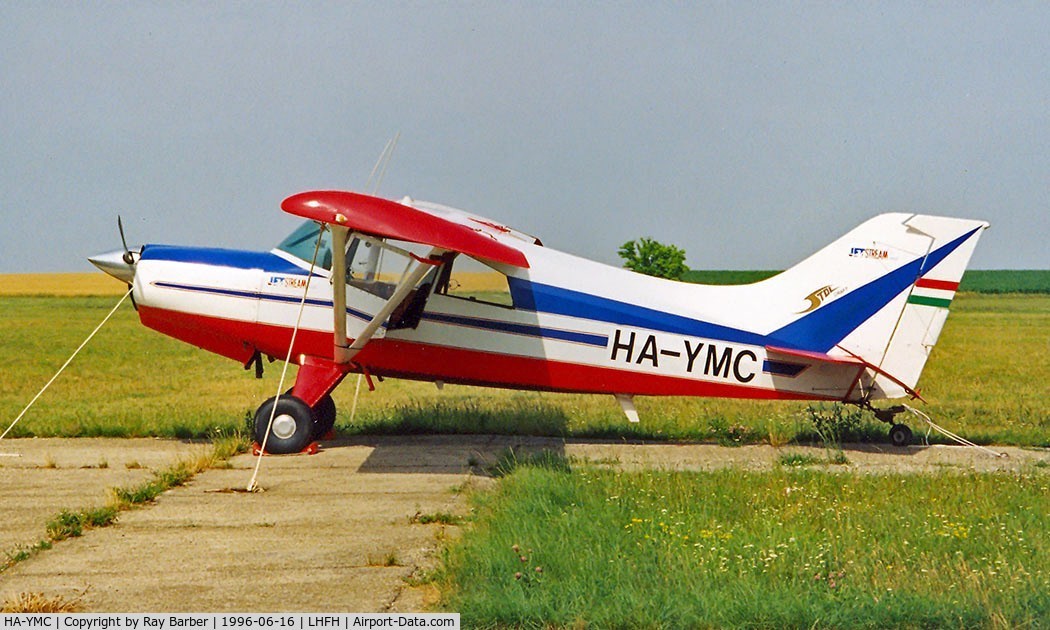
{"left": 345, "top": 236, "right": 400, "bottom": 300}
{"left": 434, "top": 254, "right": 514, "bottom": 308}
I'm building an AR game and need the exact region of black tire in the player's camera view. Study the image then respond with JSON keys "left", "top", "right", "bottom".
{"left": 253, "top": 394, "right": 314, "bottom": 455}
{"left": 889, "top": 423, "right": 913, "bottom": 447}
{"left": 311, "top": 394, "right": 337, "bottom": 440}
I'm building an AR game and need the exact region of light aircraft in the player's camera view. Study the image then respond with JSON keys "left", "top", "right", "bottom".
{"left": 90, "top": 191, "right": 988, "bottom": 454}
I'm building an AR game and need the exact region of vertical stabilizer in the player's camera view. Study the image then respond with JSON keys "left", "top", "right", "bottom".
{"left": 826, "top": 215, "right": 988, "bottom": 398}
{"left": 758, "top": 213, "right": 988, "bottom": 400}
{"left": 844, "top": 215, "right": 987, "bottom": 397}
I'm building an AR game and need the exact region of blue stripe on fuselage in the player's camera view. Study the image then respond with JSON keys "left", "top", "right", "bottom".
{"left": 508, "top": 226, "right": 981, "bottom": 353}
{"left": 421, "top": 312, "right": 608, "bottom": 347}
{"left": 140, "top": 245, "right": 313, "bottom": 276}
{"left": 508, "top": 278, "right": 770, "bottom": 347}
{"left": 146, "top": 226, "right": 978, "bottom": 355}
{"left": 149, "top": 281, "right": 607, "bottom": 347}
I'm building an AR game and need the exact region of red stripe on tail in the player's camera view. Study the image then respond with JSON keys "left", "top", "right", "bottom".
{"left": 915, "top": 278, "right": 959, "bottom": 291}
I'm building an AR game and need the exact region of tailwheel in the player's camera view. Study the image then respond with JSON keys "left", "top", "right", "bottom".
{"left": 253, "top": 394, "right": 314, "bottom": 454}
{"left": 889, "top": 423, "right": 913, "bottom": 447}
{"left": 311, "top": 394, "right": 337, "bottom": 440}
{"left": 863, "top": 404, "right": 912, "bottom": 447}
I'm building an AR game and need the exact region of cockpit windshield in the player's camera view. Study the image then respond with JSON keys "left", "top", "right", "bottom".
{"left": 275, "top": 221, "right": 334, "bottom": 270}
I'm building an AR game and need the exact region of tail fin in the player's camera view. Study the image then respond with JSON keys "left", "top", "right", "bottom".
{"left": 761, "top": 213, "right": 988, "bottom": 399}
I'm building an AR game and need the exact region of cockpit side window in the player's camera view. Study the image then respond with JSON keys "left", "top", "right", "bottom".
{"left": 434, "top": 254, "right": 515, "bottom": 308}
{"left": 275, "top": 221, "right": 334, "bottom": 270}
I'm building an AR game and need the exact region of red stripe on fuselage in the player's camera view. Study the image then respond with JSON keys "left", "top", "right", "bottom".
{"left": 139, "top": 305, "right": 260, "bottom": 364}
{"left": 138, "top": 306, "right": 830, "bottom": 400}
{"left": 915, "top": 278, "right": 959, "bottom": 291}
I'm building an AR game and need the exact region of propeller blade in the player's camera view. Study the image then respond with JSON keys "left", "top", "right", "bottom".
{"left": 118, "top": 215, "right": 135, "bottom": 265}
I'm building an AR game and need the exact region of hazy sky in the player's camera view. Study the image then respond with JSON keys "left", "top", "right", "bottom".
{"left": 2, "top": 3, "right": 1047, "bottom": 273}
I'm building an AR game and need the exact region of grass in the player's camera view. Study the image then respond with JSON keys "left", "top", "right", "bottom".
{"left": 46, "top": 506, "right": 120, "bottom": 541}
{"left": 4, "top": 540, "right": 52, "bottom": 566}
{"left": 111, "top": 463, "right": 195, "bottom": 505}
{"left": 680, "top": 270, "right": 780, "bottom": 285}
{"left": 438, "top": 460, "right": 1050, "bottom": 628}
{"left": 1, "top": 591, "right": 84, "bottom": 613}
{"left": 413, "top": 511, "right": 467, "bottom": 526}
{"left": 957, "top": 270, "right": 1050, "bottom": 294}
{"left": 1, "top": 292, "right": 1047, "bottom": 447}
{"left": 679, "top": 269, "right": 1050, "bottom": 293}
{"left": 0, "top": 295, "right": 279, "bottom": 438}
{"left": 1, "top": 274, "right": 1046, "bottom": 625}
{"left": 489, "top": 448, "right": 574, "bottom": 478}
{"left": 776, "top": 452, "right": 823, "bottom": 467}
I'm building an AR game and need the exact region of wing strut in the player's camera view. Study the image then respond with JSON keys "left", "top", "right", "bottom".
{"left": 330, "top": 235, "right": 444, "bottom": 364}
{"left": 330, "top": 226, "right": 350, "bottom": 361}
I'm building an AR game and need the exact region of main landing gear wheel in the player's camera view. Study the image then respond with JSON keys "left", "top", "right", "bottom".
{"left": 253, "top": 395, "right": 314, "bottom": 455}
{"left": 311, "top": 394, "right": 336, "bottom": 440}
{"left": 889, "top": 423, "right": 913, "bottom": 447}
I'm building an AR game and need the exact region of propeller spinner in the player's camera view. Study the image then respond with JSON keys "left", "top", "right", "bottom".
{"left": 89, "top": 216, "right": 140, "bottom": 284}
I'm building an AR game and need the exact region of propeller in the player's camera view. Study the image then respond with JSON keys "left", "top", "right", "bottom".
{"left": 118, "top": 215, "right": 136, "bottom": 265}
{"left": 117, "top": 216, "right": 138, "bottom": 310}
{"left": 88, "top": 216, "right": 140, "bottom": 310}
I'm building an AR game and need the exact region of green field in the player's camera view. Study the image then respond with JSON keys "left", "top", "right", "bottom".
{"left": 1, "top": 293, "right": 1048, "bottom": 447}
{"left": 2, "top": 283, "right": 1048, "bottom": 626}
{"left": 957, "top": 270, "right": 1050, "bottom": 293}
{"left": 441, "top": 461, "right": 1050, "bottom": 628}
{"left": 681, "top": 269, "right": 1050, "bottom": 293}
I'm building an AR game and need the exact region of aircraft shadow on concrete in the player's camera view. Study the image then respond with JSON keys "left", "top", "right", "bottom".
{"left": 318, "top": 400, "right": 574, "bottom": 475}
{"left": 335, "top": 434, "right": 945, "bottom": 474}
{"left": 315, "top": 397, "right": 941, "bottom": 475}
{"left": 326, "top": 434, "right": 567, "bottom": 476}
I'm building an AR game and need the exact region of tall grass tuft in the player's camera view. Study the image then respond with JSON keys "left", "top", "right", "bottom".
{"left": 45, "top": 506, "right": 118, "bottom": 541}
{"left": 2, "top": 591, "right": 83, "bottom": 613}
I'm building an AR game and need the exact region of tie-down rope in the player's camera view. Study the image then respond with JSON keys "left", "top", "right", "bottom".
{"left": 903, "top": 404, "right": 1006, "bottom": 458}
{"left": 246, "top": 226, "right": 325, "bottom": 491}
{"left": 1, "top": 287, "right": 133, "bottom": 442}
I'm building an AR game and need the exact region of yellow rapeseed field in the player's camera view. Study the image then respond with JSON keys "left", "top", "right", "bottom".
{"left": 0, "top": 271, "right": 506, "bottom": 296}
{"left": 0, "top": 273, "right": 128, "bottom": 297}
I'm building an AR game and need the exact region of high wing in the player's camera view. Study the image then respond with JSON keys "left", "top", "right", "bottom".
{"left": 280, "top": 190, "right": 533, "bottom": 365}
{"left": 282, "top": 190, "right": 531, "bottom": 269}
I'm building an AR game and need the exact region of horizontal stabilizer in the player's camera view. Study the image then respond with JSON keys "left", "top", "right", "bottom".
{"left": 765, "top": 345, "right": 924, "bottom": 402}
{"left": 765, "top": 345, "right": 863, "bottom": 367}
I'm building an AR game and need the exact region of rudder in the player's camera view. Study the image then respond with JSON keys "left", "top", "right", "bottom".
{"left": 758, "top": 213, "right": 988, "bottom": 400}
{"left": 842, "top": 215, "right": 988, "bottom": 398}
